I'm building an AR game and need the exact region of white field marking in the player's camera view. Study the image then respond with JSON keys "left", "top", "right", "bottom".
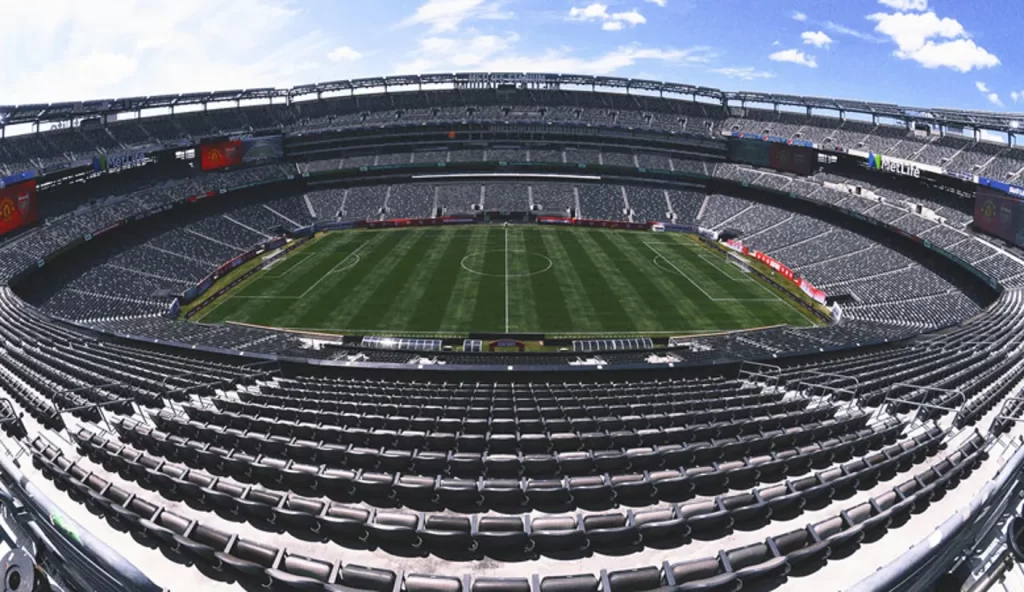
{"left": 264, "top": 253, "right": 313, "bottom": 279}
{"left": 299, "top": 238, "right": 375, "bottom": 299}
{"left": 696, "top": 253, "right": 760, "bottom": 283}
{"left": 651, "top": 257, "right": 779, "bottom": 302}
{"left": 325, "top": 254, "right": 361, "bottom": 275}
{"left": 646, "top": 242, "right": 781, "bottom": 303}
{"left": 460, "top": 251, "right": 553, "bottom": 277}
{"left": 643, "top": 242, "right": 719, "bottom": 301}
{"left": 504, "top": 225, "right": 510, "bottom": 333}
{"left": 241, "top": 327, "right": 737, "bottom": 335}
{"left": 223, "top": 295, "right": 298, "bottom": 300}
{"left": 266, "top": 234, "right": 341, "bottom": 281}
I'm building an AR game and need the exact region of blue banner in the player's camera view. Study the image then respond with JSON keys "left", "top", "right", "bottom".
{"left": 978, "top": 176, "right": 1024, "bottom": 199}
{"left": 0, "top": 170, "right": 36, "bottom": 190}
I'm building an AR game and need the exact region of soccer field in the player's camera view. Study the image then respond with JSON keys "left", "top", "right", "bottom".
{"left": 194, "top": 225, "right": 818, "bottom": 336}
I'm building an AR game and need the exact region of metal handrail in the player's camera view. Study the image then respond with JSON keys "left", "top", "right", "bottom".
{"left": 883, "top": 382, "right": 967, "bottom": 429}
{"left": 0, "top": 453, "right": 164, "bottom": 592}
{"left": 737, "top": 361, "right": 782, "bottom": 389}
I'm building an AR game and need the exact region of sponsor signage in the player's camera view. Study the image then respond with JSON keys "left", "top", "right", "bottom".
{"left": 93, "top": 150, "right": 149, "bottom": 172}
{"left": 0, "top": 179, "right": 39, "bottom": 236}
{"left": 0, "top": 170, "right": 36, "bottom": 190}
{"left": 799, "top": 278, "right": 827, "bottom": 305}
{"left": 867, "top": 153, "right": 921, "bottom": 178}
{"left": 753, "top": 250, "right": 795, "bottom": 281}
{"left": 456, "top": 73, "right": 560, "bottom": 88}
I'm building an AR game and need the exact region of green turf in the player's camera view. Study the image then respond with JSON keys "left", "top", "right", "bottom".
{"left": 194, "top": 225, "right": 819, "bottom": 337}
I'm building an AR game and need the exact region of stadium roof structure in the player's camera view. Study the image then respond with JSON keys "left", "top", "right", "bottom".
{"left": 3, "top": 72, "right": 1024, "bottom": 134}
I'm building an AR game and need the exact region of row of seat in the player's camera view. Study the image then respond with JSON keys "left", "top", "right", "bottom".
{"left": 235, "top": 386, "right": 792, "bottom": 426}
{"left": 193, "top": 398, "right": 823, "bottom": 453}
{"left": 130, "top": 413, "right": 893, "bottom": 481}
{"left": 72, "top": 424, "right": 948, "bottom": 558}
{"left": 250, "top": 380, "right": 766, "bottom": 410}
{"left": 111, "top": 416, "right": 908, "bottom": 513}
{"left": 31, "top": 427, "right": 989, "bottom": 592}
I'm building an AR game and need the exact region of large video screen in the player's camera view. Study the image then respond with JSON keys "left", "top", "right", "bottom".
{"left": 974, "top": 185, "right": 1023, "bottom": 246}
{"left": 769, "top": 143, "right": 817, "bottom": 176}
{"left": 727, "top": 137, "right": 771, "bottom": 168}
{"left": 728, "top": 137, "right": 817, "bottom": 176}
{"left": 241, "top": 135, "right": 284, "bottom": 163}
{"left": 0, "top": 179, "right": 38, "bottom": 237}
{"left": 200, "top": 139, "right": 243, "bottom": 171}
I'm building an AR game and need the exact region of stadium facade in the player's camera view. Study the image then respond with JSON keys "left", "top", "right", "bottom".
{"left": 0, "top": 73, "right": 1021, "bottom": 591}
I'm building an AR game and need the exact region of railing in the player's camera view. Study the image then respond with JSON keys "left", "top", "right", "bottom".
{"left": 737, "top": 361, "right": 782, "bottom": 390}
{"left": 790, "top": 369, "right": 861, "bottom": 410}
{"left": 0, "top": 454, "right": 164, "bottom": 592}
{"left": 882, "top": 382, "right": 967, "bottom": 429}
{"left": 851, "top": 438, "right": 1024, "bottom": 592}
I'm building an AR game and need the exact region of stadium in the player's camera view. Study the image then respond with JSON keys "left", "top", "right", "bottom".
{"left": 0, "top": 69, "right": 1023, "bottom": 592}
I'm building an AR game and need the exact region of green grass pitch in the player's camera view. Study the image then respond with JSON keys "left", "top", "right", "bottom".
{"left": 194, "top": 225, "right": 818, "bottom": 337}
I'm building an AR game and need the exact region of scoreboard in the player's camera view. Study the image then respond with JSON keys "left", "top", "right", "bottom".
{"left": 727, "top": 137, "right": 817, "bottom": 176}
{"left": 974, "top": 185, "right": 1023, "bottom": 246}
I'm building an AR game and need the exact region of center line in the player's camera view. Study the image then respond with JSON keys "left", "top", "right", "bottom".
{"left": 504, "top": 225, "right": 510, "bottom": 334}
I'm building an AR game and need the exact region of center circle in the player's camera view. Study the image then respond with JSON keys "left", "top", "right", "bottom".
{"left": 460, "top": 250, "right": 553, "bottom": 277}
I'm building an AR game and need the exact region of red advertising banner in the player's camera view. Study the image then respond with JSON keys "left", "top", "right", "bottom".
{"left": 0, "top": 180, "right": 38, "bottom": 236}
{"left": 724, "top": 239, "right": 745, "bottom": 254}
{"left": 799, "top": 278, "right": 827, "bottom": 304}
{"left": 753, "top": 250, "right": 795, "bottom": 281}
{"left": 200, "top": 140, "right": 243, "bottom": 171}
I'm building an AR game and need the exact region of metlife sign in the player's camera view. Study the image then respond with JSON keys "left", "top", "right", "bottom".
{"left": 93, "top": 149, "right": 149, "bottom": 172}
{"left": 455, "top": 73, "right": 561, "bottom": 89}
{"left": 867, "top": 153, "right": 921, "bottom": 178}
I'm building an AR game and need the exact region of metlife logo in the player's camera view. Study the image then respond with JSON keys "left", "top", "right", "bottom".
{"left": 868, "top": 153, "right": 921, "bottom": 179}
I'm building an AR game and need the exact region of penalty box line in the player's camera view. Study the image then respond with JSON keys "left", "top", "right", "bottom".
{"left": 298, "top": 238, "right": 376, "bottom": 299}
{"left": 643, "top": 242, "right": 780, "bottom": 303}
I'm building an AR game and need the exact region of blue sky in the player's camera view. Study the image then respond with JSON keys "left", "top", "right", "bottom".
{"left": 0, "top": 0, "right": 1021, "bottom": 113}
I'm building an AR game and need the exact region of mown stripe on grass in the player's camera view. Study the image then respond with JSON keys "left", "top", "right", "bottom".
{"left": 556, "top": 229, "right": 635, "bottom": 332}
{"left": 584, "top": 229, "right": 704, "bottom": 332}
{"left": 523, "top": 227, "right": 576, "bottom": 333}
{"left": 467, "top": 226, "right": 506, "bottom": 333}
{"left": 609, "top": 232, "right": 725, "bottom": 331}
{"left": 377, "top": 227, "right": 462, "bottom": 331}
{"left": 506, "top": 226, "right": 541, "bottom": 333}
{"left": 401, "top": 228, "right": 477, "bottom": 331}
{"left": 442, "top": 226, "right": 497, "bottom": 332}
{"left": 322, "top": 229, "right": 437, "bottom": 331}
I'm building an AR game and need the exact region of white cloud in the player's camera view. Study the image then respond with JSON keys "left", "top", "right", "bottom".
{"left": 645, "top": 0, "right": 667, "bottom": 6}
{"left": 396, "top": 34, "right": 716, "bottom": 75}
{"left": 569, "top": 4, "right": 647, "bottom": 30}
{"left": 769, "top": 48, "right": 818, "bottom": 68}
{"left": 867, "top": 11, "right": 999, "bottom": 72}
{"left": 1012, "top": 91, "right": 1020, "bottom": 103}
{"left": 792, "top": 11, "right": 807, "bottom": 21}
{"left": 878, "top": 0, "right": 927, "bottom": 10}
{"left": 711, "top": 66, "right": 776, "bottom": 81}
{"left": 975, "top": 82, "right": 1003, "bottom": 106}
{"left": 0, "top": 0, "right": 336, "bottom": 104}
{"left": 327, "top": 46, "right": 362, "bottom": 62}
{"left": 399, "top": 0, "right": 511, "bottom": 33}
{"left": 826, "top": 21, "right": 885, "bottom": 42}
{"left": 801, "top": 31, "right": 833, "bottom": 48}
{"left": 772, "top": 40, "right": 781, "bottom": 46}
